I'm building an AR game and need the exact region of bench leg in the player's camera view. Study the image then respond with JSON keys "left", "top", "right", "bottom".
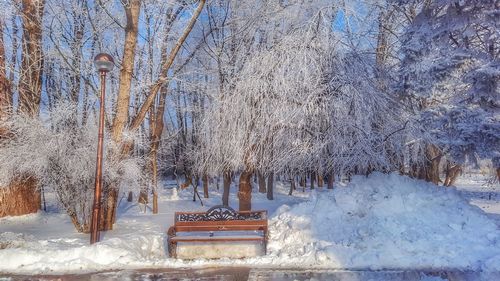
{"left": 168, "top": 240, "right": 177, "bottom": 258}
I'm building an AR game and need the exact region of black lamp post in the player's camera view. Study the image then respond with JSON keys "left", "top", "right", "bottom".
{"left": 90, "top": 53, "right": 114, "bottom": 244}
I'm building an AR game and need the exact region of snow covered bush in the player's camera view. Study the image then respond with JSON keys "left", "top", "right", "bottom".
{"left": 0, "top": 102, "right": 146, "bottom": 232}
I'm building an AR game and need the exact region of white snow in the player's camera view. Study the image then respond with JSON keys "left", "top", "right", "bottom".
{"left": 454, "top": 174, "right": 500, "bottom": 226}
{"left": 267, "top": 173, "right": 500, "bottom": 270}
{"left": 0, "top": 173, "right": 499, "bottom": 275}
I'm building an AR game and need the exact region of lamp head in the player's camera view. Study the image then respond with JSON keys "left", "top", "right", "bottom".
{"left": 94, "top": 53, "right": 114, "bottom": 73}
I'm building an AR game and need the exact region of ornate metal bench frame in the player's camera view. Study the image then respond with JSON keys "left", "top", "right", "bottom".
{"left": 167, "top": 205, "right": 268, "bottom": 258}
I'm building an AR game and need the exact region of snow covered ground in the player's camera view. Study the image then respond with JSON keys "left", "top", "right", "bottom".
{"left": 0, "top": 172, "right": 499, "bottom": 277}
{"left": 454, "top": 174, "right": 500, "bottom": 226}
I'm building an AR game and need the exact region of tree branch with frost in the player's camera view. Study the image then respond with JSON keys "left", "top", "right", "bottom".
{"left": 128, "top": 0, "right": 206, "bottom": 133}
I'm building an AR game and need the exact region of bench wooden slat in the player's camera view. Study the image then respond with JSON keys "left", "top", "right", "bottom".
{"left": 172, "top": 237, "right": 265, "bottom": 242}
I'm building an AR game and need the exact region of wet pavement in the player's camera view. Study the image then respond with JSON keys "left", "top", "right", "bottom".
{"left": 1, "top": 268, "right": 498, "bottom": 281}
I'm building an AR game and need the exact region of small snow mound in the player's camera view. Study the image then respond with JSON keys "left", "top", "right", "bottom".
{"left": 0, "top": 232, "right": 36, "bottom": 249}
{"left": 268, "top": 172, "right": 500, "bottom": 269}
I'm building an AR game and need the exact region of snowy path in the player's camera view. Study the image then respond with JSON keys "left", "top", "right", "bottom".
{"left": 2, "top": 268, "right": 499, "bottom": 281}
{"left": 454, "top": 174, "right": 500, "bottom": 226}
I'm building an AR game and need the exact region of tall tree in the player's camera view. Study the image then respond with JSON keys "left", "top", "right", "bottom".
{"left": 101, "top": 0, "right": 206, "bottom": 227}
{"left": 18, "top": 0, "right": 45, "bottom": 116}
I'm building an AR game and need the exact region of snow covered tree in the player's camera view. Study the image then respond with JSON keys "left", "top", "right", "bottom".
{"left": 195, "top": 10, "right": 416, "bottom": 210}
{"left": 399, "top": 0, "right": 500, "bottom": 181}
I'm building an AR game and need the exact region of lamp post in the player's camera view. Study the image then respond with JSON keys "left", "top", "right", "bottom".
{"left": 90, "top": 53, "right": 114, "bottom": 244}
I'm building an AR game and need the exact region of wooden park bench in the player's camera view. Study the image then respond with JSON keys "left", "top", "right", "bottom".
{"left": 167, "top": 205, "right": 268, "bottom": 259}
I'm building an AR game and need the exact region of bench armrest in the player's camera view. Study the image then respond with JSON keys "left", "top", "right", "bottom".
{"left": 167, "top": 226, "right": 176, "bottom": 237}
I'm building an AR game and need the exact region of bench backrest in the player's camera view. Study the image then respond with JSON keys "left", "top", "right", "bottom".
{"left": 172, "top": 205, "right": 268, "bottom": 233}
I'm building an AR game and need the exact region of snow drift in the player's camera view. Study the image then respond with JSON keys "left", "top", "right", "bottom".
{"left": 0, "top": 173, "right": 499, "bottom": 274}
{"left": 267, "top": 172, "right": 500, "bottom": 271}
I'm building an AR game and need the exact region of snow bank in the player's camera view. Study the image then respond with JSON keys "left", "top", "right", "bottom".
{"left": 1, "top": 173, "right": 499, "bottom": 274}
{"left": 0, "top": 231, "right": 165, "bottom": 273}
{"left": 267, "top": 172, "right": 500, "bottom": 271}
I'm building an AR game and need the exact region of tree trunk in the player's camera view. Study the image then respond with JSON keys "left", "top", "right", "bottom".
{"left": 67, "top": 210, "right": 90, "bottom": 234}
{"left": 8, "top": 15, "right": 18, "bottom": 103}
{"left": 238, "top": 170, "right": 253, "bottom": 211}
{"left": 426, "top": 144, "right": 442, "bottom": 184}
{"left": 413, "top": 144, "right": 441, "bottom": 184}
{"left": 444, "top": 163, "right": 462, "bottom": 187}
{"left": 289, "top": 175, "right": 295, "bottom": 196}
{"left": 317, "top": 171, "right": 323, "bottom": 188}
{"left": 112, "top": 0, "right": 141, "bottom": 144}
{"left": 100, "top": 187, "right": 118, "bottom": 230}
{"left": 192, "top": 176, "right": 197, "bottom": 202}
{"left": 258, "top": 171, "right": 266, "bottom": 193}
{"left": 18, "top": 0, "right": 45, "bottom": 117}
{"left": 151, "top": 149, "right": 159, "bottom": 214}
{"left": 410, "top": 144, "right": 442, "bottom": 185}
{"left": 375, "top": 9, "right": 391, "bottom": 67}
{"left": 202, "top": 174, "right": 209, "bottom": 198}
{"left": 149, "top": 103, "right": 158, "bottom": 214}
{"left": 327, "top": 171, "right": 334, "bottom": 189}
{"left": 222, "top": 171, "right": 231, "bottom": 206}
{"left": 150, "top": 82, "right": 169, "bottom": 214}
{"left": 138, "top": 190, "right": 148, "bottom": 204}
{"left": 180, "top": 176, "right": 192, "bottom": 189}
{"left": 310, "top": 171, "right": 315, "bottom": 190}
{"left": 0, "top": 177, "right": 40, "bottom": 218}
{"left": 96, "top": 0, "right": 142, "bottom": 231}
{"left": 69, "top": 2, "right": 84, "bottom": 105}
{"left": 266, "top": 172, "right": 274, "bottom": 200}
{"left": 0, "top": 18, "right": 11, "bottom": 119}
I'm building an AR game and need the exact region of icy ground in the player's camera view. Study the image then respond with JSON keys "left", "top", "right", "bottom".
{"left": 2, "top": 268, "right": 497, "bottom": 281}
{"left": 0, "top": 172, "right": 499, "bottom": 276}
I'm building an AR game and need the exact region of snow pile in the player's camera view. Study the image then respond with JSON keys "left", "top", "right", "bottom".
{"left": 267, "top": 172, "right": 500, "bottom": 270}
